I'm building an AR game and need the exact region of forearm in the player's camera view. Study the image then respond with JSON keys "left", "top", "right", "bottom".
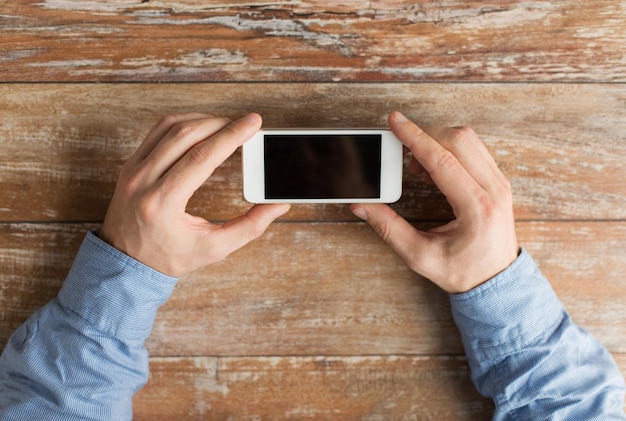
{"left": 0, "top": 232, "right": 177, "bottom": 420}
{"left": 0, "top": 113, "right": 288, "bottom": 419}
{"left": 0, "top": 299, "right": 148, "bottom": 419}
{"left": 451, "top": 249, "right": 626, "bottom": 419}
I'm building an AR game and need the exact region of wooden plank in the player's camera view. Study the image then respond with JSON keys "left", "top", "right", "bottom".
{"left": 0, "top": 223, "right": 93, "bottom": 345}
{"left": 518, "top": 222, "right": 626, "bottom": 353}
{"left": 2, "top": 1, "right": 625, "bottom": 82}
{"left": 1, "top": 83, "right": 624, "bottom": 222}
{"left": 134, "top": 354, "right": 626, "bottom": 419}
{"left": 1, "top": 221, "right": 625, "bottom": 355}
{"left": 133, "top": 355, "right": 495, "bottom": 420}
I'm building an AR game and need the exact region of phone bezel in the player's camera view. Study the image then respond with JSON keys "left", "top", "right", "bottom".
{"left": 242, "top": 129, "right": 403, "bottom": 204}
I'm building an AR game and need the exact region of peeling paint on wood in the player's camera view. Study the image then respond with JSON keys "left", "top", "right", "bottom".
{"left": 1, "top": 1, "right": 625, "bottom": 417}
{"left": 1, "top": 0, "right": 625, "bottom": 81}
{"left": 134, "top": 354, "right": 626, "bottom": 419}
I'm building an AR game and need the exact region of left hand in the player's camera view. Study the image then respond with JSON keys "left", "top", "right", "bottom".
{"left": 100, "top": 112, "right": 290, "bottom": 277}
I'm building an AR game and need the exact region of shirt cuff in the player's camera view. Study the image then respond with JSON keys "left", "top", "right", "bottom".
{"left": 449, "top": 248, "right": 566, "bottom": 366}
{"left": 58, "top": 232, "right": 179, "bottom": 341}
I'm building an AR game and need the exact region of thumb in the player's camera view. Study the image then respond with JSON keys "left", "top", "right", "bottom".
{"left": 204, "top": 203, "right": 291, "bottom": 263}
{"left": 350, "top": 203, "right": 427, "bottom": 271}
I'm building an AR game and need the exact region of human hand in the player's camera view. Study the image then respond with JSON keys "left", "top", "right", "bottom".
{"left": 350, "top": 112, "right": 518, "bottom": 293}
{"left": 100, "top": 113, "right": 290, "bottom": 277}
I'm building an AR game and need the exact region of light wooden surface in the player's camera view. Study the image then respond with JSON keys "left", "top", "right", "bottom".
{"left": 1, "top": 1, "right": 625, "bottom": 419}
{"left": 2, "top": 1, "right": 626, "bottom": 82}
{"left": 2, "top": 83, "right": 624, "bottom": 222}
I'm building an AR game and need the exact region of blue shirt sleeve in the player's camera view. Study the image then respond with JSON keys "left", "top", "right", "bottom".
{"left": 0, "top": 232, "right": 178, "bottom": 420}
{"left": 3, "top": 237, "right": 624, "bottom": 420}
{"left": 450, "top": 248, "right": 626, "bottom": 420}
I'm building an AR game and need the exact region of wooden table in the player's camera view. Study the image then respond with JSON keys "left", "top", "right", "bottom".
{"left": 1, "top": 1, "right": 625, "bottom": 419}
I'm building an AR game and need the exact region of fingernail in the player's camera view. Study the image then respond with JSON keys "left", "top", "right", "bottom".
{"left": 392, "top": 111, "right": 408, "bottom": 124}
{"left": 243, "top": 113, "right": 261, "bottom": 125}
{"left": 351, "top": 205, "right": 368, "bottom": 221}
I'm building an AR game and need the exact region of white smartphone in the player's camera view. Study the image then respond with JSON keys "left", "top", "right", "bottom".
{"left": 242, "top": 129, "right": 403, "bottom": 204}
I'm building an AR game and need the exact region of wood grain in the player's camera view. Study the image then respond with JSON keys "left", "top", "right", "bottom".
{"left": 2, "top": 221, "right": 625, "bottom": 355}
{"left": 133, "top": 354, "right": 626, "bottom": 419}
{"left": 133, "top": 355, "right": 495, "bottom": 420}
{"left": 2, "top": 1, "right": 625, "bottom": 82}
{"left": 2, "top": 0, "right": 625, "bottom": 417}
{"left": 0, "top": 223, "right": 93, "bottom": 342}
{"left": 1, "top": 83, "right": 624, "bottom": 222}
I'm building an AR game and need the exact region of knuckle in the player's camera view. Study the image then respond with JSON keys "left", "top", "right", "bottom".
{"left": 219, "top": 122, "right": 240, "bottom": 138}
{"left": 474, "top": 191, "right": 502, "bottom": 224}
{"left": 157, "top": 114, "right": 181, "bottom": 128}
{"left": 136, "top": 190, "right": 162, "bottom": 223}
{"left": 118, "top": 160, "right": 135, "bottom": 181}
{"left": 377, "top": 221, "right": 393, "bottom": 242}
{"left": 449, "top": 125, "right": 477, "bottom": 146}
{"left": 408, "top": 122, "right": 427, "bottom": 139}
{"left": 402, "top": 124, "right": 428, "bottom": 150}
{"left": 121, "top": 170, "right": 143, "bottom": 196}
{"left": 214, "top": 117, "right": 234, "bottom": 134}
{"left": 495, "top": 177, "right": 512, "bottom": 199}
{"left": 476, "top": 191, "right": 493, "bottom": 213}
{"left": 117, "top": 162, "right": 145, "bottom": 198}
{"left": 187, "top": 143, "right": 211, "bottom": 165}
{"left": 169, "top": 121, "right": 197, "bottom": 139}
{"left": 435, "top": 148, "right": 459, "bottom": 171}
{"left": 374, "top": 210, "right": 400, "bottom": 242}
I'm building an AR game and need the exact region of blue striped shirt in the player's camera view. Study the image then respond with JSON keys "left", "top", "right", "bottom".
{"left": 451, "top": 250, "right": 626, "bottom": 419}
{"left": 1, "top": 232, "right": 625, "bottom": 419}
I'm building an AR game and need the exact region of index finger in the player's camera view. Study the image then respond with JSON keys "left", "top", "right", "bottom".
{"left": 388, "top": 111, "right": 483, "bottom": 213}
{"left": 130, "top": 113, "right": 213, "bottom": 165}
{"left": 421, "top": 125, "right": 509, "bottom": 197}
{"left": 160, "top": 113, "right": 262, "bottom": 204}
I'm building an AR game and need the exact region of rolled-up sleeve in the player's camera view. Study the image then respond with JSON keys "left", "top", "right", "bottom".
{"left": 0, "top": 232, "right": 178, "bottom": 420}
{"left": 451, "top": 248, "right": 626, "bottom": 419}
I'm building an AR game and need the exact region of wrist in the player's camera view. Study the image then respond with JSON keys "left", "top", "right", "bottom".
{"left": 58, "top": 232, "right": 178, "bottom": 340}
{"left": 449, "top": 248, "right": 564, "bottom": 363}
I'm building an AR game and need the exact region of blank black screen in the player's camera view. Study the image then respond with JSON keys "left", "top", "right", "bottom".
{"left": 264, "top": 134, "right": 382, "bottom": 199}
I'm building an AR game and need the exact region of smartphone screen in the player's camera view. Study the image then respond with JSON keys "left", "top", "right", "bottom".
{"left": 263, "top": 134, "right": 382, "bottom": 200}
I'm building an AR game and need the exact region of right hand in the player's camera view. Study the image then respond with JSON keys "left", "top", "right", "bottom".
{"left": 351, "top": 112, "right": 519, "bottom": 294}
